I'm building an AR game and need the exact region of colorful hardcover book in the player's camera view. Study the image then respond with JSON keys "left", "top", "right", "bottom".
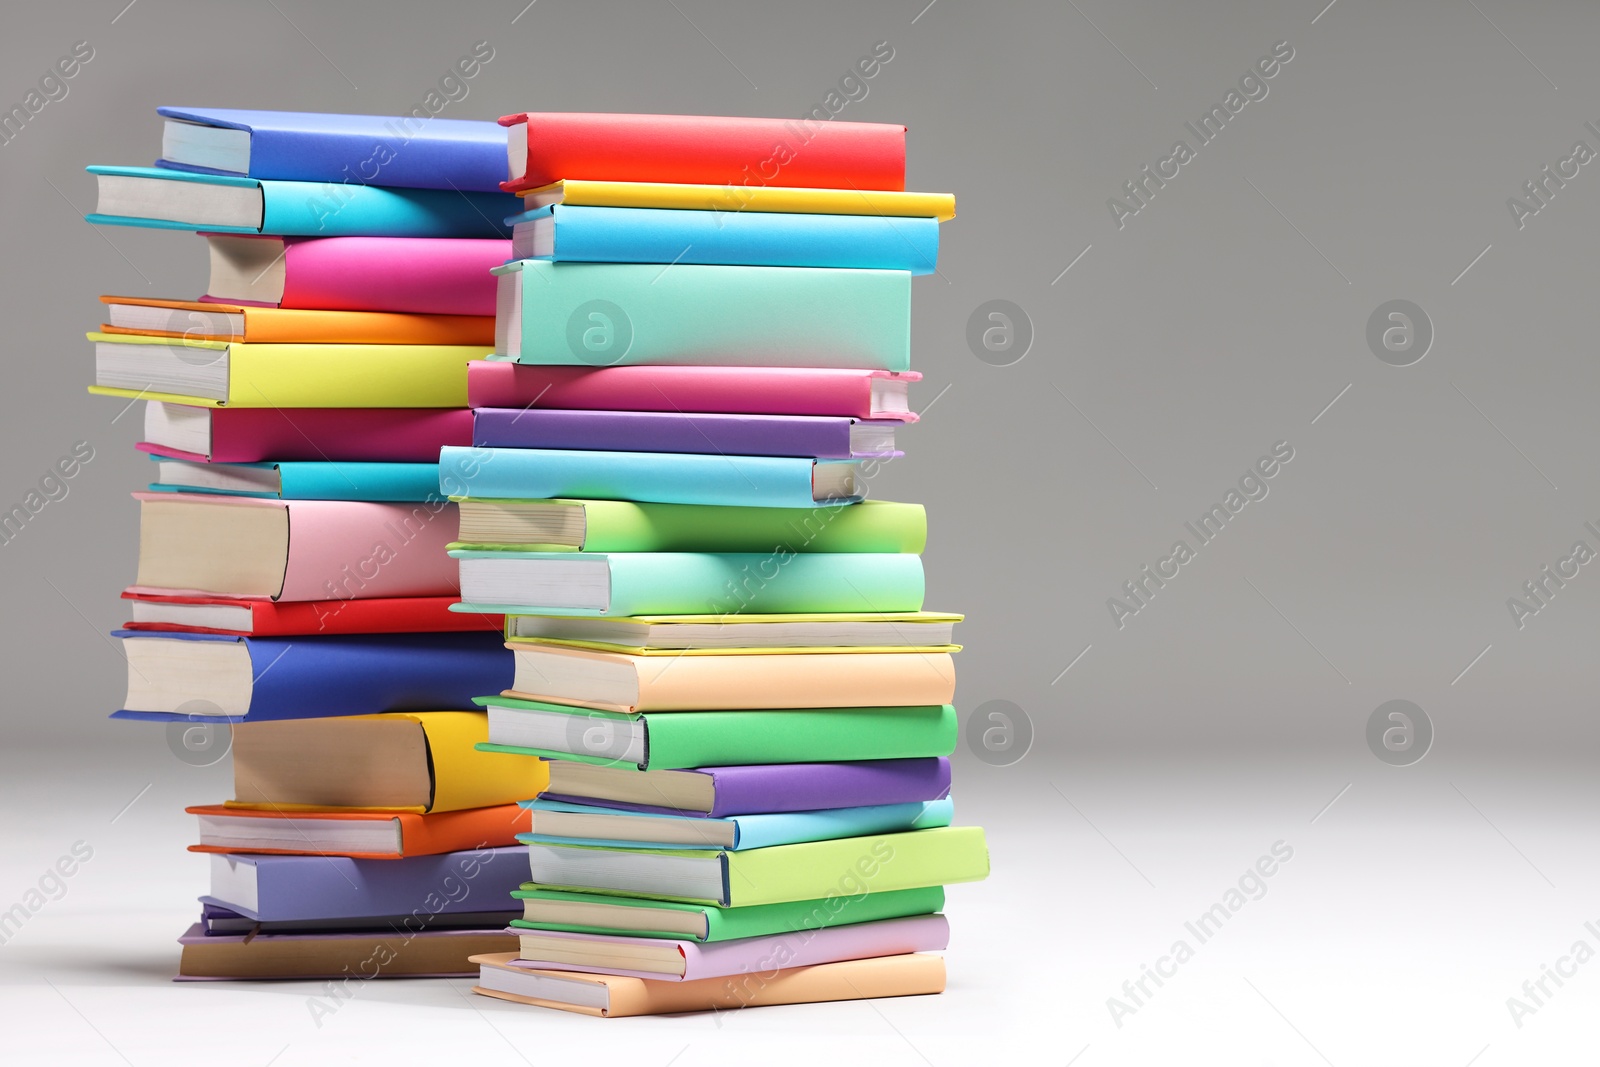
{"left": 468, "top": 363, "right": 918, "bottom": 420}
{"left": 128, "top": 494, "right": 460, "bottom": 601}
{"left": 511, "top": 885, "right": 945, "bottom": 942}
{"left": 177, "top": 923, "right": 518, "bottom": 980}
{"left": 519, "top": 178, "right": 955, "bottom": 221}
{"left": 523, "top": 826, "right": 989, "bottom": 907}
{"left": 472, "top": 408, "right": 899, "bottom": 460}
{"left": 499, "top": 111, "right": 905, "bottom": 193}
{"left": 121, "top": 591, "right": 499, "bottom": 636}
{"left": 441, "top": 445, "right": 863, "bottom": 509}
{"left": 450, "top": 550, "right": 925, "bottom": 617}
{"left": 499, "top": 645, "right": 958, "bottom": 713}
{"left": 519, "top": 797, "right": 953, "bottom": 851}
{"left": 223, "top": 712, "right": 546, "bottom": 813}
{"left": 472, "top": 951, "right": 946, "bottom": 1016}
{"left": 451, "top": 498, "right": 925, "bottom": 553}
{"left": 89, "top": 332, "right": 491, "bottom": 408}
{"left": 204, "top": 235, "right": 509, "bottom": 315}
{"left": 494, "top": 260, "right": 909, "bottom": 370}
{"left": 509, "top": 205, "right": 938, "bottom": 274}
{"left": 187, "top": 803, "right": 531, "bottom": 859}
{"left": 112, "top": 631, "right": 511, "bottom": 723}
{"left": 480, "top": 699, "right": 957, "bottom": 771}
{"left": 157, "top": 106, "right": 508, "bottom": 191}
{"left": 139, "top": 403, "right": 472, "bottom": 464}
{"left": 512, "top": 913, "right": 949, "bottom": 982}
{"left": 86, "top": 165, "right": 517, "bottom": 237}
{"left": 147, "top": 455, "right": 442, "bottom": 502}
{"left": 502, "top": 611, "right": 959, "bottom": 653}
{"left": 100, "top": 296, "right": 493, "bottom": 346}
{"left": 201, "top": 846, "right": 526, "bottom": 922}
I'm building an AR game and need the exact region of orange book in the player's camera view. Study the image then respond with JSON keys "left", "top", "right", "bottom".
{"left": 470, "top": 951, "right": 946, "bottom": 1017}
{"left": 98, "top": 295, "right": 495, "bottom": 345}
{"left": 186, "top": 803, "right": 530, "bottom": 860}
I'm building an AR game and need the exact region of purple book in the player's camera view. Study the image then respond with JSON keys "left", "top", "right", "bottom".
{"left": 199, "top": 846, "right": 526, "bottom": 923}
{"left": 472, "top": 407, "right": 902, "bottom": 460}
{"left": 543, "top": 757, "right": 952, "bottom": 818}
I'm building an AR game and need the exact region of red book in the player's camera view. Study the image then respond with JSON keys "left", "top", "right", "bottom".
{"left": 499, "top": 112, "right": 906, "bottom": 194}
{"left": 138, "top": 404, "right": 472, "bottom": 464}
{"left": 467, "top": 362, "right": 921, "bottom": 421}
{"left": 121, "top": 591, "right": 501, "bottom": 637}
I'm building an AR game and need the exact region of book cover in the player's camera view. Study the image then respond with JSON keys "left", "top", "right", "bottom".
{"left": 147, "top": 456, "right": 443, "bottom": 502}
{"left": 511, "top": 204, "right": 937, "bottom": 274}
{"left": 186, "top": 803, "right": 531, "bottom": 859}
{"left": 519, "top": 797, "right": 954, "bottom": 851}
{"left": 120, "top": 591, "right": 500, "bottom": 636}
{"left": 157, "top": 106, "right": 509, "bottom": 191}
{"left": 496, "top": 260, "right": 910, "bottom": 371}
{"left": 100, "top": 296, "right": 494, "bottom": 345}
{"left": 138, "top": 404, "right": 472, "bottom": 464}
{"left": 467, "top": 362, "right": 920, "bottom": 420}
{"left": 176, "top": 923, "right": 518, "bottom": 980}
{"left": 521, "top": 178, "right": 955, "bottom": 220}
{"left": 472, "top": 408, "right": 899, "bottom": 460}
{"left": 499, "top": 111, "right": 905, "bottom": 193}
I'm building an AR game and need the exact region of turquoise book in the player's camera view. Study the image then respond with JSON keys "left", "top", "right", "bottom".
{"left": 517, "top": 797, "right": 955, "bottom": 851}
{"left": 147, "top": 455, "right": 440, "bottom": 502}
{"left": 85, "top": 165, "right": 515, "bottom": 238}
{"left": 450, "top": 550, "right": 926, "bottom": 616}
{"left": 440, "top": 445, "right": 862, "bottom": 509}
{"left": 493, "top": 260, "right": 911, "bottom": 369}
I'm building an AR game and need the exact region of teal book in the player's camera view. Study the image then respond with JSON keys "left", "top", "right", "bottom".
{"left": 517, "top": 797, "right": 954, "bottom": 850}
{"left": 493, "top": 260, "right": 911, "bottom": 369}
{"left": 450, "top": 550, "right": 926, "bottom": 617}
{"left": 147, "top": 455, "right": 440, "bottom": 502}
{"left": 510, "top": 885, "right": 946, "bottom": 942}
{"left": 440, "top": 444, "right": 862, "bottom": 509}
{"left": 86, "top": 165, "right": 515, "bottom": 237}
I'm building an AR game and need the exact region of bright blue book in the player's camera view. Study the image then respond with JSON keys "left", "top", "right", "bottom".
{"left": 111, "top": 630, "right": 512, "bottom": 724}
{"left": 449, "top": 551, "right": 926, "bottom": 616}
{"left": 518, "top": 797, "right": 955, "bottom": 851}
{"left": 507, "top": 204, "right": 938, "bottom": 274}
{"left": 157, "top": 106, "right": 508, "bottom": 191}
{"left": 440, "top": 444, "right": 863, "bottom": 508}
{"left": 85, "top": 165, "right": 516, "bottom": 237}
{"left": 146, "top": 454, "right": 440, "bottom": 502}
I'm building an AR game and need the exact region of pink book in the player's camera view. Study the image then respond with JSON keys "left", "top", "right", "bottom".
{"left": 128, "top": 492, "right": 460, "bottom": 602}
{"left": 202, "top": 234, "right": 510, "bottom": 316}
{"left": 137, "top": 403, "right": 472, "bottom": 463}
{"left": 468, "top": 362, "right": 921, "bottom": 421}
{"left": 510, "top": 913, "right": 949, "bottom": 982}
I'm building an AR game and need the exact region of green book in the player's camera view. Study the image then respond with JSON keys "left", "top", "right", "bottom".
{"left": 450, "top": 497, "right": 927, "bottom": 553}
{"left": 476, "top": 696, "right": 958, "bottom": 770}
{"left": 510, "top": 885, "right": 946, "bottom": 942}
{"left": 523, "top": 826, "right": 990, "bottom": 907}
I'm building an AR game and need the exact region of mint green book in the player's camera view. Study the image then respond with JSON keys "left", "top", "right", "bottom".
{"left": 475, "top": 697, "right": 958, "bottom": 770}
{"left": 494, "top": 260, "right": 910, "bottom": 370}
{"left": 522, "top": 826, "right": 989, "bottom": 907}
{"left": 510, "top": 885, "right": 946, "bottom": 942}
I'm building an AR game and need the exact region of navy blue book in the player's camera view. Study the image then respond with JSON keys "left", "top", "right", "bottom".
{"left": 157, "top": 106, "right": 508, "bottom": 192}
{"left": 111, "top": 630, "right": 513, "bottom": 724}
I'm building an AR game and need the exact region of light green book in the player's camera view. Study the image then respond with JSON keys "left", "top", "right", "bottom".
{"left": 494, "top": 259, "right": 910, "bottom": 370}
{"left": 522, "top": 826, "right": 989, "bottom": 907}
{"left": 509, "top": 885, "right": 946, "bottom": 942}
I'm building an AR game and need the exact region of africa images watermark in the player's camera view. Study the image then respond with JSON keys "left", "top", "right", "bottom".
{"left": 0, "top": 441, "right": 96, "bottom": 548}
{"left": 1505, "top": 120, "right": 1600, "bottom": 231}
{"left": 1106, "top": 441, "right": 1296, "bottom": 630}
{"left": 0, "top": 41, "right": 95, "bottom": 148}
{"left": 1107, "top": 40, "right": 1295, "bottom": 230}
{"left": 0, "top": 841, "right": 95, "bottom": 947}
{"left": 1504, "top": 919, "right": 1600, "bottom": 1029}
{"left": 1505, "top": 521, "right": 1600, "bottom": 630}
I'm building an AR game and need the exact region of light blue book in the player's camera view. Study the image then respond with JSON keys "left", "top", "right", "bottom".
{"left": 493, "top": 259, "right": 910, "bottom": 369}
{"left": 85, "top": 165, "right": 516, "bottom": 237}
{"left": 449, "top": 550, "right": 926, "bottom": 616}
{"left": 517, "top": 797, "right": 955, "bottom": 851}
{"left": 507, "top": 204, "right": 939, "bottom": 274}
{"left": 146, "top": 454, "right": 440, "bottom": 501}
{"left": 440, "top": 444, "right": 863, "bottom": 509}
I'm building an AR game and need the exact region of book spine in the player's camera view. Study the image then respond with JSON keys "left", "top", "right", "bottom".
{"left": 472, "top": 409, "right": 852, "bottom": 459}
{"left": 281, "top": 238, "right": 509, "bottom": 316}
{"left": 205, "top": 408, "right": 474, "bottom": 463}
{"left": 646, "top": 706, "right": 957, "bottom": 770}
{"left": 606, "top": 552, "right": 925, "bottom": 618}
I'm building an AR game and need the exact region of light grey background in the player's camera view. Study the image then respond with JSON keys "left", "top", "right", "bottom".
{"left": 3, "top": 1, "right": 1599, "bottom": 1063}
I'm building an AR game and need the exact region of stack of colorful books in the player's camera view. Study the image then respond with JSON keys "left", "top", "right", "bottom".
{"left": 83, "top": 107, "right": 549, "bottom": 980}
{"left": 441, "top": 112, "right": 991, "bottom": 1017}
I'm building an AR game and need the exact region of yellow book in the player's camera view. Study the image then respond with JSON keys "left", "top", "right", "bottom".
{"left": 224, "top": 712, "right": 548, "bottom": 814}
{"left": 521, "top": 179, "right": 956, "bottom": 222}
{"left": 86, "top": 331, "right": 491, "bottom": 408}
